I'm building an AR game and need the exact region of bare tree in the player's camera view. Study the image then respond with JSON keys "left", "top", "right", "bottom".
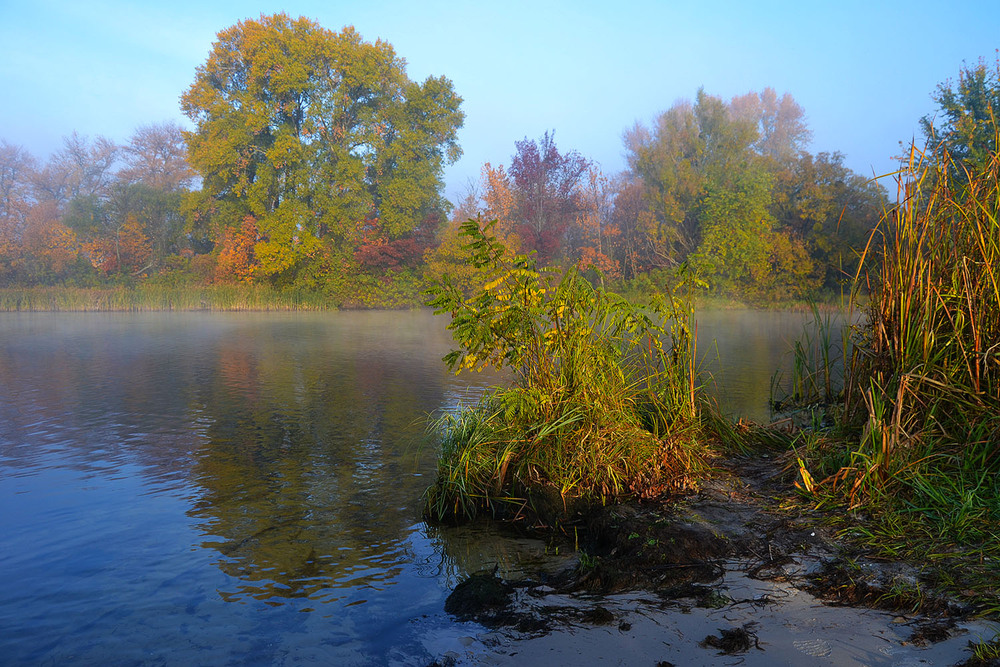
{"left": 120, "top": 122, "right": 195, "bottom": 191}
{"left": 33, "top": 132, "right": 120, "bottom": 209}
{"left": 0, "top": 141, "right": 37, "bottom": 241}
{"left": 730, "top": 88, "right": 811, "bottom": 163}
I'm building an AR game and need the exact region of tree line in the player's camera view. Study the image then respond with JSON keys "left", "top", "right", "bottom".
{"left": 11, "top": 11, "right": 976, "bottom": 306}
{"left": 428, "top": 90, "right": 887, "bottom": 301}
{"left": 0, "top": 124, "right": 194, "bottom": 285}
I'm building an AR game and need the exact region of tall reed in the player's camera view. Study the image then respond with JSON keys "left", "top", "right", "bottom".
{"left": 820, "top": 134, "right": 1000, "bottom": 541}
{"left": 776, "top": 302, "right": 850, "bottom": 408}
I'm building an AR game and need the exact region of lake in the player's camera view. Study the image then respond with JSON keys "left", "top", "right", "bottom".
{"left": 0, "top": 309, "right": 826, "bottom": 664}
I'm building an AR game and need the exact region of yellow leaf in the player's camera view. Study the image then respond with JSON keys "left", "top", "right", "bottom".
{"left": 483, "top": 276, "right": 504, "bottom": 291}
{"left": 795, "top": 457, "right": 815, "bottom": 493}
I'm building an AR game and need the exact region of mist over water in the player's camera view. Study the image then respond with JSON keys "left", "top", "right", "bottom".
{"left": 694, "top": 308, "right": 848, "bottom": 422}
{"left": 0, "top": 309, "right": 822, "bottom": 663}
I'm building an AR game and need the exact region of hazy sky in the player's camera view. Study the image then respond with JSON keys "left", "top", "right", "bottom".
{"left": 2, "top": 0, "right": 998, "bottom": 202}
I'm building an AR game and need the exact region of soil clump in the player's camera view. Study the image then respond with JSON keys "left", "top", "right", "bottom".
{"left": 700, "top": 624, "right": 762, "bottom": 654}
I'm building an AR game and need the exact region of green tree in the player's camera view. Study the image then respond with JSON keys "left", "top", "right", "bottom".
{"left": 624, "top": 87, "right": 883, "bottom": 298}
{"left": 624, "top": 89, "right": 760, "bottom": 269}
{"left": 181, "top": 13, "right": 464, "bottom": 283}
{"left": 771, "top": 151, "right": 886, "bottom": 290}
{"left": 625, "top": 89, "right": 771, "bottom": 287}
{"left": 921, "top": 57, "right": 1000, "bottom": 173}
{"left": 694, "top": 166, "right": 774, "bottom": 291}
{"left": 623, "top": 100, "right": 704, "bottom": 265}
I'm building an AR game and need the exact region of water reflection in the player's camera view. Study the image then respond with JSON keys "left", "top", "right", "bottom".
{"left": 0, "top": 308, "right": 845, "bottom": 664}
{"left": 0, "top": 311, "right": 505, "bottom": 664}
{"left": 694, "top": 309, "right": 848, "bottom": 422}
{"left": 178, "top": 312, "right": 471, "bottom": 604}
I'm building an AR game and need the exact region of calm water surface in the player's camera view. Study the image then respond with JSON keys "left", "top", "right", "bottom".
{"left": 695, "top": 308, "right": 848, "bottom": 421}
{"left": 0, "top": 309, "right": 829, "bottom": 664}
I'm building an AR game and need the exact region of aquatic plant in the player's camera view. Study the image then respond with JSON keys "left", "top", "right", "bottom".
{"left": 424, "top": 218, "right": 705, "bottom": 522}
{"left": 769, "top": 301, "right": 851, "bottom": 425}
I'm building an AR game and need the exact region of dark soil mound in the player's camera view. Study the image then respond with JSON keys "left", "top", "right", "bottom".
{"left": 699, "top": 624, "right": 761, "bottom": 654}
{"left": 444, "top": 570, "right": 512, "bottom": 621}
{"left": 570, "top": 502, "right": 731, "bottom": 592}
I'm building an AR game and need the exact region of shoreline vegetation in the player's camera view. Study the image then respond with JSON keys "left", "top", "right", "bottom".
{"left": 3, "top": 15, "right": 889, "bottom": 320}
{"left": 422, "top": 115, "right": 1000, "bottom": 660}
{"left": 0, "top": 284, "right": 850, "bottom": 313}
{"left": 424, "top": 218, "right": 707, "bottom": 523}
{"left": 0, "top": 285, "right": 336, "bottom": 312}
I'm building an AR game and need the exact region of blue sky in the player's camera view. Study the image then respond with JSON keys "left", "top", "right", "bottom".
{"left": 2, "top": 0, "right": 998, "bottom": 202}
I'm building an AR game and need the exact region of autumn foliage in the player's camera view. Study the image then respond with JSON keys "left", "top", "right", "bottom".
{"left": 82, "top": 214, "right": 152, "bottom": 275}
{"left": 214, "top": 216, "right": 259, "bottom": 283}
{"left": 0, "top": 15, "right": 890, "bottom": 305}
{"left": 180, "top": 13, "right": 464, "bottom": 285}
{"left": 22, "top": 202, "right": 80, "bottom": 279}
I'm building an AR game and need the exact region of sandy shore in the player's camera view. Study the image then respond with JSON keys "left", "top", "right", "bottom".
{"left": 424, "top": 454, "right": 1000, "bottom": 666}
{"left": 437, "top": 573, "right": 997, "bottom": 666}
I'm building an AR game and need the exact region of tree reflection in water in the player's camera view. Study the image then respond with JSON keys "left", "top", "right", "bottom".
{"left": 184, "top": 311, "right": 478, "bottom": 604}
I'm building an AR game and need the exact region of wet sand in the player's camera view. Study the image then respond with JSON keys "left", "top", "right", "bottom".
{"left": 426, "top": 453, "right": 1000, "bottom": 666}
{"left": 439, "top": 571, "right": 997, "bottom": 666}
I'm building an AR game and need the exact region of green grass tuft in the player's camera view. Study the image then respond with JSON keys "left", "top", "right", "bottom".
{"left": 792, "top": 125, "right": 1000, "bottom": 574}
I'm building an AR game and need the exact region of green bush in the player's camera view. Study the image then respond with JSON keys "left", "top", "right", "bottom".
{"left": 424, "top": 219, "right": 706, "bottom": 522}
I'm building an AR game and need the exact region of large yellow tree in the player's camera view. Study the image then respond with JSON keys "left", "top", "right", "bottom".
{"left": 181, "top": 13, "right": 464, "bottom": 283}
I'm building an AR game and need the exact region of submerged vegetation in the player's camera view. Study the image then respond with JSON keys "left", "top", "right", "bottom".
{"left": 424, "top": 218, "right": 706, "bottom": 521}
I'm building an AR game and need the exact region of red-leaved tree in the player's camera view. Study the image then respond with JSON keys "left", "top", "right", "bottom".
{"left": 508, "top": 131, "right": 589, "bottom": 263}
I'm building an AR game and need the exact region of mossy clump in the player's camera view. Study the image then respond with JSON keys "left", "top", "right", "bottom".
{"left": 443, "top": 570, "right": 512, "bottom": 621}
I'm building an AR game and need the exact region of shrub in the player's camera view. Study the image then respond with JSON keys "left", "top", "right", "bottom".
{"left": 424, "top": 218, "right": 705, "bottom": 522}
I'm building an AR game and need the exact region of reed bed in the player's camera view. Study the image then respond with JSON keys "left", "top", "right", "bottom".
{"left": 798, "top": 135, "right": 1000, "bottom": 557}
{"left": 0, "top": 285, "right": 334, "bottom": 311}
